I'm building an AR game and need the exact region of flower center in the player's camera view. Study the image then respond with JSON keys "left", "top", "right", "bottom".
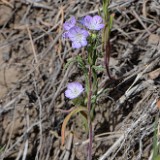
{"left": 72, "top": 88, "right": 79, "bottom": 95}
{"left": 76, "top": 33, "right": 83, "bottom": 41}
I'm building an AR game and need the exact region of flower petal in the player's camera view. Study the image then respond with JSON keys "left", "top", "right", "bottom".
{"left": 95, "top": 24, "right": 105, "bottom": 30}
{"left": 72, "top": 41, "right": 81, "bottom": 49}
{"left": 81, "top": 39, "right": 87, "bottom": 47}
{"left": 63, "top": 16, "right": 76, "bottom": 31}
{"left": 81, "top": 30, "right": 89, "bottom": 37}
{"left": 93, "top": 15, "right": 103, "bottom": 23}
{"left": 62, "top": 31, "right": 69, "bottom": 38}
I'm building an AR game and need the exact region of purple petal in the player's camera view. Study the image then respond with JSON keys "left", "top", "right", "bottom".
{"left": 68, "top": 26, "right": 80, "bottom": 35}
{"left": 81, "top": 30, "right": 89, "bottom": 37}
{"left": 82, "top": 16, "right": 92, "bottom": 28}
{"left": 62, "top": 31, "right": 69, "bottom": 38}
{"left": 94, "top": 24, "right": 105, "bottom": 30}
{"left": 84, "top": 15, "right": 92, "bottom": 24}
{"left": 70, "top": 16, "right": 76, "bottom": 24}
{"left": 81, "top": 39, "right": 88, "bottom": 47}
{"left": 72, "top": 41, "right": 81, "bottom": 49}
{"left": 67, "top": 82, "right": 74, "bottom": 89}
{"left": 63, "top": 16, "right": 76, "bottom": 31}
{"left": 65, "top": 90, "right": 77, "bottom": 99}
{"left": 93, "top": 15, "right": 103, "bottom": 23}
{"left": 65, "top": 90, "right": 72, "bottom": 98}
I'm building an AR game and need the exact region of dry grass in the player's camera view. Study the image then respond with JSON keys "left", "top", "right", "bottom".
{"left": 0, "top": 0, "right": 160, "bottom": 159}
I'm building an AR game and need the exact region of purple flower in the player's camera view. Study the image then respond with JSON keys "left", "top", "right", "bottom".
{"left": 67, "top": 26, "right": 89, "bottom": 48}
{"left": 65, "top": 82, "right": 84, "bottom": 99}
{"left": 82, "top": 15, "right": 105, "bottom": 30}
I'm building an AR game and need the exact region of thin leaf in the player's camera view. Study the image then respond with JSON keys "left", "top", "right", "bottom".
{"left": 92, "top": 65, "right": 105, "bottom": 72}
{"left": 76, "top": 56, "right": 87, "bottom": 73}
{"left": 64, "top": 58, "right": 76, "bottom": 70}
{"left": 79, "top": 112, "right": 88, "bottom": 131}
{"left": 61, "top": 106, "right": 88, "bottom": 146}
{"left": 152, "top": 116, "right": 159, "bottom": 159}
{"left": 109, "top": 13, "right": 114, "bottom": 31}
{"left": 155, "top": 155, "right": 160, "bottom": 160}
{"left": 0, "top": 145, "right": 5, "bottom": 153}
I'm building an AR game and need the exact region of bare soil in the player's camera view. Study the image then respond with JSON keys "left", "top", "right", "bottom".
{"left": 0, "top": 0, "right": 160, "bottom": 160}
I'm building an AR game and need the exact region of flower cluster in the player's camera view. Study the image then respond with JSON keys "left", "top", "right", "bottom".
{"left": 64, "top": 15, "right": 104, "bottom": 99}
{"left": 63, "top": 15, "right": 104, "bottom": 49}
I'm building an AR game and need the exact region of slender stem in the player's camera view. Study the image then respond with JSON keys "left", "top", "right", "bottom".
{"left": 102, "top": 0, "right": 112, "bottom": 79}
{"left": 87, "top": 65, "right": 93, "bottom": 160}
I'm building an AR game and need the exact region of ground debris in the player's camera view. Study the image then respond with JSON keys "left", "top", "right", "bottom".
{"left": 0, "top": 0, "right": 160, "bottom": 160}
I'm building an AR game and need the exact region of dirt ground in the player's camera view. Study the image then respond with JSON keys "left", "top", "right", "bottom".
{"left": 0, "top": 0, "right": 160, "bottom": 160}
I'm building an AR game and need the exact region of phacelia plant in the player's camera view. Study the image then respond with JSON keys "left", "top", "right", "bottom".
{"left": 61, "top": 1, "right": 113, "bottom": 159}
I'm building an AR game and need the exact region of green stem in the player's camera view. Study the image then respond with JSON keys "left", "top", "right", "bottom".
{"left": 87, "top": 65, "right": 93, "bottom": 160}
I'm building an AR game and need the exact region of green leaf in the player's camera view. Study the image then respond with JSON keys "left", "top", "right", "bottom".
{"left": 0, "top": 144, "right": 6, "bottom": 153}
{"left": 92, "top": 65, "right": 105, "bottom": 72}
{"left": 79, "top": 112, "right": 88, "bottom": 131}
{"left": 152, "top": 116, "right": 159, "bottom": 159}
{"left": 102, "top": 0, "right": 107, "bottom": 18}
{"left": 61, "top": 106, "right": 88, "bottom": 146}
{"left": 102, "top": 0, "right": 109, "bottom": 21}
{"left": 88, "top": 53, "right": 93, "bottom": 65}
{"left": 64, "top": 58, "right": 76, "bottom": 70}
{"left": 92, "top": 67, "right": 98, "bottom": 94}
{"left": 98, "top": 7, "right": 101, "bottom": 17}
{"left": 92, "top": 49, "right": 97, "bottom": 65}
{"left": 109, "top": 14, "right": 114, "bottom": 30}
{"left": 155, "top": 155, "right": 160, "bottom": 160}
{"left": 75, "top": 55, "right": 89, "bottom": 92}
{"left": 76, "top": 56, "right": 87, "bottom": 73}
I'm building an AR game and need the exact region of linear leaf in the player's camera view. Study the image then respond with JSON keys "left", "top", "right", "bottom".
{"left": 61, "top": 106, "right": 87, "bottom": 146}
{"left": 64, "top": 58, "right": 76, "bottom": 70}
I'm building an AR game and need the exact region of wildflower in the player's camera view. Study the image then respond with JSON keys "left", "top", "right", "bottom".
{"left": 82, "top": 15, "right": 105, "bottom": 31}
{"left": 65, "top": 82, "right": 84, "bottom": 99}
{"left": 62, "top": 16, "right": 76, "bottom": 38}
{"left": 67, "top": 26, "right": 89, "bottom": 48}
